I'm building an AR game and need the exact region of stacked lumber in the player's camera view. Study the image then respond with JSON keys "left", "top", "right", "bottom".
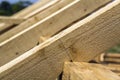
{"left": 94, "top": 53, "right": 120, "bottom": 76}
{"left": 104, "top": 53, "right": 120, "bottom": 63}
{"left": 0, "top": 0, "right": 120, "bottom": 80}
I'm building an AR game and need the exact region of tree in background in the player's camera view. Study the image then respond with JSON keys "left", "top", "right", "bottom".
{"left": 0, "top": 1, "right": 13, "bottom": 15}
{"left": 0, "top": 1, "right": 32, "bottom": 16}
{"left": 12, "top": 1, "right": 32, "bottom": 13}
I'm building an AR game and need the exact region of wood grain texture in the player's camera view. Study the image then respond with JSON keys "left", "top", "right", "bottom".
{"left": 0, "top": 0, "right": 73, "bottom": 41}
{"left": 104, "top": 58, "right": 120, "bottom": 63}
{"left": 0, "top": 17, "right": 25, "bottom": 24}
{"left": 94, "top": 53, "right": 120, "bottom": 63}
{"left": 105, "top": 53, "right": 120, "bottom": 58}
{"left": 0, "top": 0, "right": 59, "bottom": 34}
{"left": 12, "top": 0, "right": 52, "bottom": 18}
{"left": 0, "top": 23, "right": 16, "bottom": 35}
{"left": 0, "top": 0, "right": 119, "bottom": 80}
{"left": 102, "top": 63, "right": 120, "bottom": 76}
{"left": 0, "top": 0, "right": 51, "bottom": 19}
{"left": 0, "top": 17, "right": 25, "bottom": 34}
{"left": 62, "top": 62, "right": 120, "bottom": 80}
{"left": 0, "top": 0, "right": 75, "bottom": 66}
{"left": 104, "top": 53, "right": 120, "bottom": 63}
{"left": 0, "top": 0, "right": 111, "bottom": 66}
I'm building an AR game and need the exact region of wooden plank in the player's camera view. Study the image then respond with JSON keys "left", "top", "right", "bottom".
{"left": 0, "top": 0, "right": 75, "bottom": 65}
{"left": 0, "top": 0, "right": 119, "bottom": 80}
{"left": 94, "top": 53, "right": 120, "bottom": 63}
{"left": 0, "top": 0, "right": 111, "bottom": 66}
{"left": 0, "top": 23, "right": 16, "bottom": 34}
{"left": 62, "top": 62, "right": 120, "bottom": 80}
{"left": 0, "top": 0, "right": 59, "bottom": 34}
{"left": 12, "top": 0, "right": 53, "bottom": 18}
{"left": 0, "top": 0, "right": 74, "bottom": 40}
{"left": 0, "top": 17, "right": 25, "bottom": 24}
{"left": 105, "top": 53, "right": 120, "bottom": 58}
{"left": 118, "top": 73, "right": 120, "bottom": 76}
{"left": 104, "top": 58, "right": 120, "bottom": 63}
{"left": 0, "top": 0, "right": 52, "bottom": 18}
{"left": 104, "top": 64, "right": 120, "bottom": 71}
{"left": 94, "top": 53, "right": 105, "bottom": 62}
{"left": 102, "top": 64, "right": 120, "bottom": 76}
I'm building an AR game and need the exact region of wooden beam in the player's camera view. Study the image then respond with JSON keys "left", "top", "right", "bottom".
{"left": 105, "top": 53, "right": 120, "bottom": 58}
{"left": 104, "top": 64, "right": 120, "bottom": 71}
{"left": 0, "top": 23, "right": 16, "bottom": 34}
{"left": 0, "top": 17, "right": 25, "bottom": 24}
{"left": 0, "top": 0, "right": 111, "bottom": 66}
{"left": 104, "top": 58, "right": 120, "bottom": 63}
{"left": 0, "top": 0, "right": 74, "bottom": 39}
{"left": 0, "top": 0, "right": 75, "bottom": 65}
{"left": 0, "top": 0, "right": 119, "bottom": 80}
{"left": 0, "top": 0, "right": 51, "bottom": 19}
{"left": 102, "top": 64, "right": 120, "bottom": 76}
{"left": 12, "top": 0, "right": 53, "bottom": 18}
{"left": 94, "top": 53, "right": 120, "bottom": 63}
{"left": 62, "top": 62, "right": 120, "bottom": 80}
{"left": 0, "top": 0, "right": 59, "bottom": 34}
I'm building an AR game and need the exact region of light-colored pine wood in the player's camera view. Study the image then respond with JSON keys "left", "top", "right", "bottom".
{"left": 0, "top": 0, "right": 74, "bottom": 40}
{"left": 94, "top": 53, "right": 105, "bottom": 62}
{"left": 104, "top": 58, "right": 120, "bottom": 63}
{"left": 0, "top": 0, "right": 119, "bottom": 80}
{"left": 94, "top": 53, "right": 120, "bottom": 75}
{"left": 0, "top": 17, "right": 25, "bottom": 24}
{"left": 0, "top": 0, "right": 75, "bottom": 66}
{"left": 105, "top": 53, "right": 120, "bottom": 58}
{"left": 0, "top": 23, "right": 14, "bottom": 34}
{"left": 104, "top": 64, "right": 120, "bottom": 71}
{"left": 0, "top": 0, "right": 111, "bottom": 66}
{"left": 12, "top": 0, "right": 53, "bottom": 18}
{"left": 94, "top": 53, "right": 120, "bottom": 63}
{"left": 0, "top": 0, "right": 58, "bottom": 33}
{"left": 102, "top": 64, "right": 120, "bottom": 76}
{"left": 62, "top": 62, "right": 120, "bottom": 80}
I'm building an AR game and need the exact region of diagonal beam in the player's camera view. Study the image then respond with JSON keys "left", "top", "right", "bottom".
{"left": 0, "top": 0, "right": 120, "bottom": 80}
{"left": 0, "top": 0, "right": 59, "bottom": 34}
{"left": 0, "top": 0, "right": 111, "bottom": 66}
{"left": 0, "top": 17, "right": 25, "bottom": 24}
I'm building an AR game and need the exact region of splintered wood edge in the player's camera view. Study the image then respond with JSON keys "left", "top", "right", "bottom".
{"left": 62, "top": 62, "right": 120, "bottom": 80}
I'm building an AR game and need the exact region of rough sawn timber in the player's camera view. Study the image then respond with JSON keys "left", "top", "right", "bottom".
{"left": 62, "top": 62, "right": 120, "bottom": 80}
{"left": 0, "top": 0, "right": 111, "bottom": 66}
{"left": 0, "top": 0, "right": 75, "bottom": 66}
{"left": 0, "top": 0, "right": 74, "bottom": 40}
{"left": 0, "top": 17, "right": 25, "bottom": 24}
{"left": 0, "top": 0, "right": 120, "bottom": 80}
{"left": 0, "top": 0, "right": 59, "bottom": 34}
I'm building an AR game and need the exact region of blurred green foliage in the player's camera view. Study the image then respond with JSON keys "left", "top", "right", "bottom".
{"left": 107, "top": 44, "right": 120, "bottom": 53}
{"left": 0, "top": 1, "right": 32, "bottom": 16}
